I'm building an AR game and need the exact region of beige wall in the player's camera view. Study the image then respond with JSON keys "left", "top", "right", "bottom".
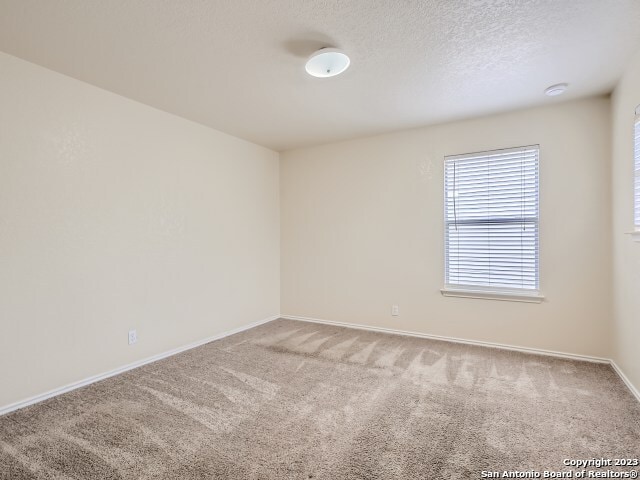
{"left": 281, "top": 97, "right": 612, "bottom": 358}
{"left": 611, "top": 48, "right": 640, "bottom": 391}
{"left": 3, "top": 45, "right": 633, "bottom": 410}
{"left": 0, "top": 52, "right": 280, "bottom": 409}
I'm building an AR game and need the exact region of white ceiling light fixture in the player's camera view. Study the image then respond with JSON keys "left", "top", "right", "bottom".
{"left": 305, "top": 48, "right": 350, "bottom": 78}
{"left": 544, "top": 83, "right": 569, "bottom": 96}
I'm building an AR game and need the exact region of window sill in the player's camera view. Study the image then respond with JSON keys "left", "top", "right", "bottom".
{"left": 440, "top": 288, "right": 545, "bottom": 303}
{"left": 627, "top": 231, "right": 640, "bottom": 242}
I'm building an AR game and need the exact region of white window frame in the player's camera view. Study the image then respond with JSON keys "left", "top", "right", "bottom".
{"left": 631, "top": 105, "right": 640, "bottom": 242}
{"left": 441, "top": 145, "right": 544, "bottom": 303}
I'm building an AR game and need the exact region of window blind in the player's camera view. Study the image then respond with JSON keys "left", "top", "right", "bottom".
{"left": 635, "top": 114, "right": 640, "bottom": 228}
{"left": 444, "top": 146, "right": 539, "bottom": 292}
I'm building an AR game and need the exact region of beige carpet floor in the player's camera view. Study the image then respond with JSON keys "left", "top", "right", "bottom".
{"left": 1, "top": 318, "right": 639, "bottom": 479}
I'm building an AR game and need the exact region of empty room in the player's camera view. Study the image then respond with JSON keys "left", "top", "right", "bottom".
{"left": 1, "top": 0, "right": 639, "bottom": 478}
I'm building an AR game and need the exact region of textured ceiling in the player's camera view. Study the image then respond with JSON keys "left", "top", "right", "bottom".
{"left": 0, "top": 0, "right": 639, "bottom": 151}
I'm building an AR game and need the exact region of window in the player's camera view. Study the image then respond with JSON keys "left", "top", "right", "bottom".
{"left": 442, "top": 146, "right": 541, "bottom": 302}
{"left": 634, "top": 108, "right": 640, "bottom": 232}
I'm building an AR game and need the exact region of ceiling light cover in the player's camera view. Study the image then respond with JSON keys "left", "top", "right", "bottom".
{"left": 305, "top": 48, "right": 350, "bottom": 78}
{"left": 544, "top": 83, "right": 568, "bottom": 96}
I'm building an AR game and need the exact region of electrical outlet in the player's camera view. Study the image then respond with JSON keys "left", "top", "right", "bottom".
{"left": 128, "top": 329, "right": 137, "bottom": 345}
{"left": 391, "top": 305, "right": 399, "bottom": 316}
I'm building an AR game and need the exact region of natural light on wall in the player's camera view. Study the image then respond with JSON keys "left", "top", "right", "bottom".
{"left": 441, "top": 146, "right": 542, "bottom": 302}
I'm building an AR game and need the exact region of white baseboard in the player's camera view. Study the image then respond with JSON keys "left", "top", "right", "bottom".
{"left": 610, "top": 360, "right": 640, "bottom": 403}
{"left": 3, "top": 313, "right": 638, "bottom": 416}
{"left": 281, "top": 314, "right": 640, "bottom": 403}
{"left": 281, "top": 315, "right": 609, "bottom": 363}
{"left": 0, "top": 314, "right": 280, "bottom": 417}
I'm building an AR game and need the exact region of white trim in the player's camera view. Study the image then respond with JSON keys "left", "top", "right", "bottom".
{"left": 3, "top": 314, "right": 638, "bottom": 415}
{"left": 281, "top": 315, "right": 606, "bottom": 363}
{"left": 282, "top": 315, "right": 640, "bottom": 403}
{"left": 626, "top": 231, "right": 640, "bottom": 242}
{"left": 610, "top": 360, "right": 640, "bottom": 403}
{"left": 443, "top": 145, "right": 541, "bottom": 294}
{"left": 0, "top": 315, "right": 279, "bottom": 417}
{"left": 440, "top": 288, "right": 545, "bottom": 303}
